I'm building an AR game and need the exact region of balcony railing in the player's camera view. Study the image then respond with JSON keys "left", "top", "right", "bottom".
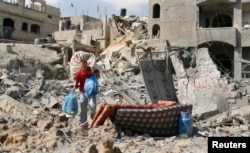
{"left": 196, "top": 28, "right": 236, "bottom": 46}
{"left": 0, "top": 1, "right": 44, "bottom": 21}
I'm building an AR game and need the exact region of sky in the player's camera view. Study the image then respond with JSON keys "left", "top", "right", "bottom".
{"left": 26, "top": 0, "right": 149, "bottom": 18}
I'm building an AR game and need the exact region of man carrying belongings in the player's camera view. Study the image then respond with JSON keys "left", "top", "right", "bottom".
{"left": 70, "top": 51, "right": 100, "bottom": 127}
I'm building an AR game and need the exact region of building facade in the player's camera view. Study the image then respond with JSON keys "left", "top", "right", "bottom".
{"left": 0, "top": 0, "right": 60, "bottom": 42}
{"left": 148, "top": 0, "right": 250, "bottom": 80}
{"left": 53, "top": 15, "right": 110, "bottom": 52}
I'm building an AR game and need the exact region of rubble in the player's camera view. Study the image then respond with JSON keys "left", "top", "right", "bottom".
{"left": 0, "top": 14, "right": 250, "bottom": 153}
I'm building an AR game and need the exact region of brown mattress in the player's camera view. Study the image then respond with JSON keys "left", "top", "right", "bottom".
{"left": 90, "top": 101, "right": 177, "bottom": 128}
{"left": 113, "top": 104, "right": 193, "bottom": 137}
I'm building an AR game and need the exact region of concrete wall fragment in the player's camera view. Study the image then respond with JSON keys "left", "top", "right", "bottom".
{"left": 175, "top": 48, "right": 239, "bottom": 119}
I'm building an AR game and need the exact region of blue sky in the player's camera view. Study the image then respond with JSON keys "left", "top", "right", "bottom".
{"left": 26, "top": 0, "right": 149, "bottom": 18}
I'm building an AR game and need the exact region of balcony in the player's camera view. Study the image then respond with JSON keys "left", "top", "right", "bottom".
{"left": 0, "top": 1, "right": 23, "bottom": 14}
{"left": 196, "top": 28, "right": 236, "bottom": 46}
{"left": 0, "top": 1, "right": 44, "bottom": 22}
{"left": 197, "top": 0, "right": 237, "bottom": 5}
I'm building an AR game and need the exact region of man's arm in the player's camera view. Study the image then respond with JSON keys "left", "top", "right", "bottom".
{"left": 72, "top": 80, "right": 78, "bottom": 91}
{"left": 72, "top": 73, "right": 79, "bottom": 91}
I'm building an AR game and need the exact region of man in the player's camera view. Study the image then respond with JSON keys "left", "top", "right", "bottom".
{"left": 73, "top": 60, "right": 96, "bottom": 126}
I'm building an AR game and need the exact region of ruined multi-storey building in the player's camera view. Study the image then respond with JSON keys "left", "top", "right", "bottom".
{"left": 0, "top": 0, "right": 60, "bottom": 41}
{"left": 148, "top": 0, "right": 250, "bottom": 80}
{"left": 53, "top": 15, "right": 110, "bottom": 56}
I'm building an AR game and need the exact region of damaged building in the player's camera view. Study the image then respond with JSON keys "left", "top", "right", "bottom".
{"left": 0, "top": 0, "right": 60, "bottom": 41}
{"left": 103, "top": 1, "right": 250, "bottom": 120}
{"left": 148, "top": 0, "right": 250, "bottom": 81}
{"left": 145, "top": 0, "right": 250, "bottom": 118}
{"left": 53, "top": 14, "right": 110, "bottom": 55}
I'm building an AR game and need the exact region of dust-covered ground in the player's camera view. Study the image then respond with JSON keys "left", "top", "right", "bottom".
{"left": 0, "top": 42, "right": 250, "bottom": 153}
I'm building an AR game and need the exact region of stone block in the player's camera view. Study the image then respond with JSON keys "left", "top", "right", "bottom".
{"left": 231, "top": 105, "right": 250, "bottom": 122}
{"left": 37, "top": 119, "right": 53, "bottom": 131}
{"left": 0, "top": 95, "right": 33, "bottom": 119}
{"left": 14, "top": 73, "right": 28, "bottom": 83}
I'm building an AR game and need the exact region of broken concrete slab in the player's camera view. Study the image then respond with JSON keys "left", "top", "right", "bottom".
{"left": 139, "top": 57, "right": 177, "bottom": 103}
{"left": 0, "top": 95, "right": 34, "bottom": 119}
{"left": 170, "top": 52, "right": 187, "bottom": 78}
{"left": 25, "top": 79, "right": 45, "bottom": 98}
{"left": 231, "top": 105, "right": 250, "bottom": 122}
{"left": 2, "top": 78, "right": 16, "bottom": 86}
{"left": 14, "top": 73, "right": 29, "bottom": 83}
{"left": 5, "top": 86, "right": 25, "bottom": 99}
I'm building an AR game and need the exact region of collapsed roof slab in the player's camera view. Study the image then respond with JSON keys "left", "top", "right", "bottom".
{"left": 139, "top": 52, "right": 177, "bottom": 104}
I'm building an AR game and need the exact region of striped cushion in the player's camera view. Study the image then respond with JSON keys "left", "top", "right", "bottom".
{"left": 89, "top": 101, "right": 177, "bottom": 128}
{"left": 113, "top": 104, "right": 193, "bottom": 137}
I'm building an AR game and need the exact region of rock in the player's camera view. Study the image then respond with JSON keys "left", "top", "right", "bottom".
{"left": 42, "top": 127, "right": 59, "bottom": 149}
{"left": 37, "top": 119, "right": 53, "bottom": 131}
{"left": 48, "top": 96, "right": 58, "bottom": 108}
{"left": 231, "top": 105, "right": 250, "bottom": 122}
{"left": 25, "top": 79, "right": 45, "bottom": 98}
{"left": 0, "top": 116, "right": 8, "bottom": 124}
{"left": 85, "top": 144, "right": 98, "bottom": 153}
{"left": 14, "top": 73, "right": 29, "bottom": 83}
{"left": 0, "top": 95, "right": 34, "bottom": 119}
{"left": 4, "top": 133, "right": 27, "bottom": 150}
{"left": 100, "top": 118, "right": 119, "bottom": 138}
{"left": 5, "top": 86, "right": 23, "bottom": 99}
{"left": 97, "top": 137, "right": 114, "bottom": 153}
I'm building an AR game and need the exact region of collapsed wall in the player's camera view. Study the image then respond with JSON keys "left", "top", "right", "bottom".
{"left": 171, "top": 48, "right": 239, "bottom": 119}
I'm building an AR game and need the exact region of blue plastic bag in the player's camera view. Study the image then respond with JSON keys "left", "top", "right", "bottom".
{"left": 179, "top": 111, "right": 192, "bottom": 137}
{"left": 84, "top": 75, "right": 99, "bottom": 97}
{"left": 62, "top": 91, "right": 78, "bottom": 115}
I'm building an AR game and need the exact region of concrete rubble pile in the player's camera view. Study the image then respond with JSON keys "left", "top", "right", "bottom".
{"left": 0, "top": 15, "right": 250, "bottom": 153}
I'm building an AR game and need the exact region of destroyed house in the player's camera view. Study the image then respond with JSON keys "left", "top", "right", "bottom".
{"left": 53, "top": 15, "right": 110, "bottom": 52}
{"left": 148, "top": 0, "right": 250, "bottom": 80}
{"left": 0, "top": 0, "right": 60, "bottom": 42}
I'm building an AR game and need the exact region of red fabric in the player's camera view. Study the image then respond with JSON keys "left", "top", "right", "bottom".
{"left": 75, "top": 67, "right": 91, "bottom": 93}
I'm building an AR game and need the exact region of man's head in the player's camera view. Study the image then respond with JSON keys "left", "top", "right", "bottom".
{"left": 94, "top": 69, "right": 100, "bottom": 78}
{"left": 80, "top": 60, "right": 88, "bottom": 70}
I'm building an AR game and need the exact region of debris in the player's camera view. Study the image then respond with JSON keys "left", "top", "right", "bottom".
{"left": 0, "top": 12, "right": 249, "bottom": 153}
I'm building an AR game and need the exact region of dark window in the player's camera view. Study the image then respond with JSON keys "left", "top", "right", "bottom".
{"left": 153, "top": 4, "right": 160, "bottom": 18}
{"left": 31, "top": 24, "right": 40, "bottom": 33}
{"left": 22, "top": 22, "right": 28, "bottom": 31}
{"left": 212, "top": 14, "right": 232, "bottom": 27}
{"left": 48, "top": 15, "right": 53, "bottom": 19}
{"left": 3, "top": 18, "right": 14, "bottom": 28}
{"left": 152, "top": 24, "right": 160, "bottom": 39}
